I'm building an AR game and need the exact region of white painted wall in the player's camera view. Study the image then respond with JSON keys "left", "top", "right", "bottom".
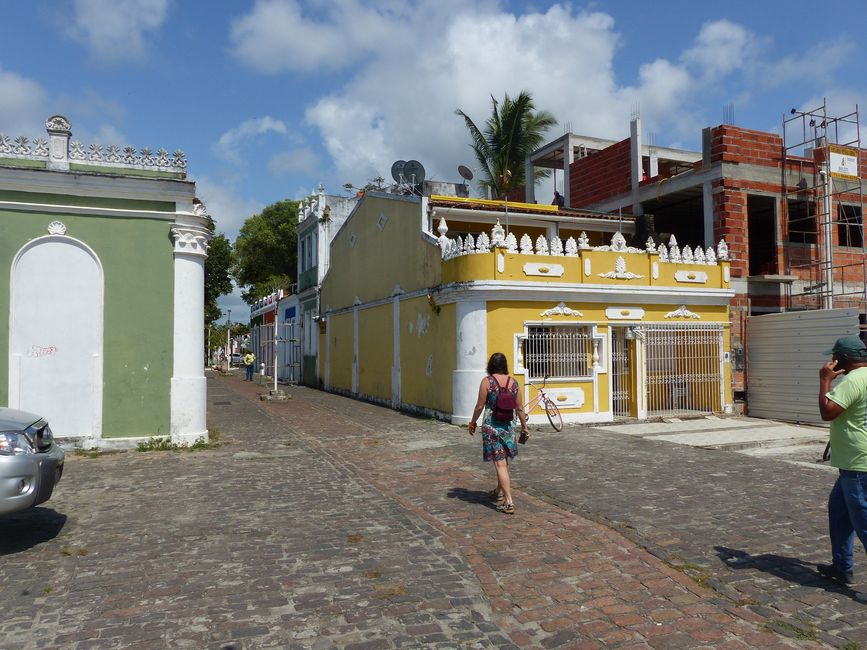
{"left": 9, "top": 236, "right": 103, "bottom": 438}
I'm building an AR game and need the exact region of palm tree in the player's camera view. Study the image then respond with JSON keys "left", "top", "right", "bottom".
{"left": 456, "top": 91, "right": 557, "bottom": 199}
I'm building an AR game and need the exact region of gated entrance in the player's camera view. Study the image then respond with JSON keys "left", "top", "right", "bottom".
{"left": 251, "top": 322, "right": 301, "bottom": 384}
{"left": 609, "top": 322, "right": 726, "bottom": 419}
{"left": 610, "top": 327, "right": 632, "bottom": 417}
{"left": 642, "top": 323, "right": 725, "bottom": 417}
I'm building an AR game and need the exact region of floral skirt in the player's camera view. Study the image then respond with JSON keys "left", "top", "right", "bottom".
{"left": 481, "top": 417, "right": 518, "bottom": 462}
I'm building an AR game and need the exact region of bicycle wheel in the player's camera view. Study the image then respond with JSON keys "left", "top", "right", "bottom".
{"left": 545, "top": 400, "right": 563, "bottom": 432}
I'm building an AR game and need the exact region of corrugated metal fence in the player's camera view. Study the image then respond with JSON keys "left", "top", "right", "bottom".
{"left": 747, "top": 308, "right": 860, "bottom": 424}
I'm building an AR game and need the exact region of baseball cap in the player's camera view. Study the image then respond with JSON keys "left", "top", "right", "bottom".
{"left": 824, "top": 335, "right": 867, "bottom": 358}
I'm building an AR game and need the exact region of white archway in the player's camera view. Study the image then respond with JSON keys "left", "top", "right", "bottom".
{"left": 9, "top": 233, "right": 104, "bottom": 439}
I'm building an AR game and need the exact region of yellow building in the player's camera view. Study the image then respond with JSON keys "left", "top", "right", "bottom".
{"left": 319, "top": 192, "right": 734, "bottom": 425}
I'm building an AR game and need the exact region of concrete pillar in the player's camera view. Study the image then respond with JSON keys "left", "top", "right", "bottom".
{"left": 703, "top": 181, "right": 714, "bottom": 249}
{"left": 170, "top": 217, "right": 212, "bottom": 444}
{"left": 451, "top": 300, "right": 487, "bottom": 424}
{"left": 563, "top": 134, "right": 574, "bottom": 208}
{"left": 524, "top": 155, "right": 535, "bottom": 204}
{"left": 630, "top": 119, "right": 643, "bottom": 216}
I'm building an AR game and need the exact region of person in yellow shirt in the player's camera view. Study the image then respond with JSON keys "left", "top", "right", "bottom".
{"left": 243, "top": 350, "right": 256, "bottom": 381}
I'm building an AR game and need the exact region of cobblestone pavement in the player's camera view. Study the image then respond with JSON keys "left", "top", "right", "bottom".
{"left": 0, "top": 373, "right": 848, "bottom": 649}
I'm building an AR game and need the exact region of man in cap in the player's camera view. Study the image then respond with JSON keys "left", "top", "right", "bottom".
{"left": 818, "top": 335, "right": 867, "bottom": 592}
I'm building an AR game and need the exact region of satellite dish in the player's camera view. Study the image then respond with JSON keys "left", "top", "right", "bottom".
{"left": 390, "top": 160, "right": 406, "bottom": 183}
{"left": 458, "top": 165, "right": 474, "bottom": 182}
{"left": 403, "top": 160, "right": 425, "bottom": 185}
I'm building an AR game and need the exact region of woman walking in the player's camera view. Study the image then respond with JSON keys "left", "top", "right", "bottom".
{"left": 467, "top": 352, "right": 529, "bottom": 514}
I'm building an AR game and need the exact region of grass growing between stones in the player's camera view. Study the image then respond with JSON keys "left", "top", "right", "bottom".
{"left": 764, "top": 619, "right": 817, "bottom": 641}
{"left": 136, "top": 432, "right": 222, "bottom": 452}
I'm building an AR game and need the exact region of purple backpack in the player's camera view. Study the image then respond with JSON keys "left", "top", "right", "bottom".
{"left": 490, "top": 376, "right": 516, "bottom": 422}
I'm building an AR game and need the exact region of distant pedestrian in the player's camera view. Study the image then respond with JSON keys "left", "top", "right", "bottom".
{"left": 817, "top": 335, "right": 867, "bottom": 598}
{"left": 243, "top": 350, "right": 256, "bottom": 381}
{"left": 467, "top": 352, "right": 529, "bottom": 515}
{"left": 552, "top": 190, "right": 565, "bottom": 208}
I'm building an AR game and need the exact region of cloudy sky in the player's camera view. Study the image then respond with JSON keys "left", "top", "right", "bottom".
{"left": 3, "top": 0, "right": 866, "bottom": 322}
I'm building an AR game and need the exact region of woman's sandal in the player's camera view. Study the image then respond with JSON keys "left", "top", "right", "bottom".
{"left": 496, "top": 502, "right": 515, "bottom": 515}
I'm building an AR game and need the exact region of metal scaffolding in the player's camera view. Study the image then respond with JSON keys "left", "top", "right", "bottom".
{"left": 783, "top": 99, "right": 866, "bottom": 311}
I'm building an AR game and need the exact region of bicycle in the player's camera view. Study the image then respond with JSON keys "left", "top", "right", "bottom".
{"left": 525, "top": 375, "right": 563, "bottom": 432}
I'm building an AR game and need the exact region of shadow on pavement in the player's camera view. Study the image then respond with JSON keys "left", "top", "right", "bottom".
{"left": 0, "top": 508, "right": 67, "bottom": 555}
{"left": 447, "top": 487, "right": 499, "bottom": 510}
{"left": 715, "top": 545, "right": 866, "bottom": 603}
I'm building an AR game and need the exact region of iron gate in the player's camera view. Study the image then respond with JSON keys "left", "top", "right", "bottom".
{"left": 251, "top": 322, "right": 301, "bottom": 384}
{"left": 642, "top": 323, "right": 724, "bottom": 417}
{"left": 611, "top": 327, "right": 632, "bottom": 417}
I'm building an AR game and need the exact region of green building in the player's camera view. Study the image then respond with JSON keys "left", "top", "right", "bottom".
{"left": 0, "top": 116, "right": 211, "bottom": 447}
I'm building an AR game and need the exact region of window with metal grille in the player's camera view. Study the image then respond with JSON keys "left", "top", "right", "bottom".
{"left": 524, "top": 326, "right": 592, "bottom": 379}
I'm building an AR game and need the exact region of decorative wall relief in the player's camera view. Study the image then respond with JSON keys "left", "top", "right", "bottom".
{"left": 674, "top": 270, "right": 708, "bottom": 284}
{"left": 540, "top": 302, "right": 583, "bottom": 317}
{"left": 47, "top": 221, "right": 67, "bottom": 235}
{"left": 665, "top": 305, "right": 701, "bottom": 319}
{"left": 605, "top": 307, "right": 645, "bottom": 320}
{"left": 523, "top": 262, "right": 564, "bottom": 277}
{"left": 599, "top": 256, "right": 643, "bottom": 280}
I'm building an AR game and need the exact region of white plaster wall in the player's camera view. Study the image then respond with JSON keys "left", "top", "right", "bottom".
{"left": 451, "top": 300, "right": 487, "bottom": 424}
{"left": 10, "top": 237, "right": 103, "bottom": 438}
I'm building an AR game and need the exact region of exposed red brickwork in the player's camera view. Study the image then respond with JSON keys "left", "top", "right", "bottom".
{"left": 569, "top": 138, "right": 631, "bottom": 206}
{"left": 709, "top": 126, "right": 783, "bottom": 166}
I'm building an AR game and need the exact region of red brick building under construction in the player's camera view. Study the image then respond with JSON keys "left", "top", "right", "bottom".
{"left": 521, "top": 103, "right": 866, "bottom": 400}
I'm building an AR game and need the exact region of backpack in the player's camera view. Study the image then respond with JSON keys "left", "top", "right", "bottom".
{"left": 490, "top": 376, "right": 517, "bottom": 422}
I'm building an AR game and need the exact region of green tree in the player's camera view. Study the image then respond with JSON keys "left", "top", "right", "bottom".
{"left": 455, "top": 90, "right": 556, "bottom": 198}
{"left": 233, "top": 199, "right": 299, "bottom": 304}
{"left": 204, "top": 231, "right": 233, "bottom": 325}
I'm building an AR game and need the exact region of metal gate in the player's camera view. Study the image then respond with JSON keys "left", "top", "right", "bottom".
{"left": 642, "top": 323, "right": 725, "bottom": 417}
{"left": 611, "top": 327, "right": 632, "bottom": 417}
{"left": 747, "top": 308, "right": 859, "bottom": 423}
{"left": 251, "top": 322, "right": 301, "bottom": 384}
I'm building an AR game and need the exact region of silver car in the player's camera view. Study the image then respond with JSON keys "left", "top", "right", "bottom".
{"left": 0, "top": 408, "right": 65, "bottom": 516}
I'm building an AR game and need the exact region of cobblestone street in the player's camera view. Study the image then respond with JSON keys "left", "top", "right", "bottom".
{"left": 0, "top": 372, "right": 863, "bottom": 648}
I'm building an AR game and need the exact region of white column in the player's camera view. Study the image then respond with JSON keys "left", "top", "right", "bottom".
{"left": 451, "top": 300, "right": 487, "bottom": 424}
{"left": 170, "top": 219, "right": 211, "bottom": 444}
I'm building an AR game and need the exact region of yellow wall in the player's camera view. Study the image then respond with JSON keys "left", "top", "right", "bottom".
{"left": 327, "top": 312, "right": 354, "bottom": 391}
{"left": 358, "top": 303, "right": 393, "bottom": 400}
{"left": 399, "top": 297, "right": 455, "bottom": 413}
{"left": 442, "top": 250, "right": 731, "bottom": 291}
{"left": 320, "top": 195, "right": 442, "bottom": 311}
{"left": 484, "top": 300, "right": 731, "bottom": 416}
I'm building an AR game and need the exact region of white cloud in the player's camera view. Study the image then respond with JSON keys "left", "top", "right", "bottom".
{"left": 213, "top": 116, "right": 288, "bottom": 164}
{"left": 754, "top": 40, "right": 858, "bottom": 89}
{"left": 194, "top": 175, "right": 264, "bottom": 239}
{"left": 67, "top": 0, "right": 169, "bottom": 62}
{"left": 683, "top": 19, "right": 754, "bottom": 79}
{"left": 0, "top": 67, "right": 47, "bottom": 136}
{"left": 269, "top": 147, "right": 321, "bottom": 175}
